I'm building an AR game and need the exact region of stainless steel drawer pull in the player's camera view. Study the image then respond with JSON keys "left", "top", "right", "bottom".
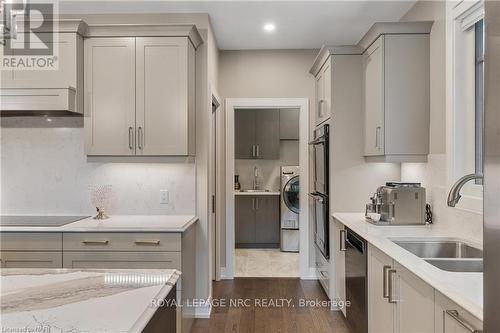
{"left": 128, "top": 127, "right": 134, "bottom": 150}
{"left": 138, "top": 126, "right": 143, "bottom": 150}
{"left": 383, "top": 265, "right": 391, "bottom": 299}
{"left": 82, "top": 240, "right": 109, "bottom": 245}
{"left": 445, "top": 310, "right": 482, "bottom": 333}
{"left": 134, "top": 240, "right": 161, "bottom": 245}
{"left": 339, "top": 230, "right": 347, "bottom": 251}
{"left": 388, "top": 269, "right": 397, "bottom": 303}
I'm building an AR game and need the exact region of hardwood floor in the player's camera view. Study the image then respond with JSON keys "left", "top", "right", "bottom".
{"left": 191, "top": 278, "right": 350, "bottom": 333}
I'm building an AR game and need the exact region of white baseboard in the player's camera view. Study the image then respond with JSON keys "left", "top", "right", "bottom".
{"left": 300, "top": 267, "right": 318, "bottom": 280}
{"left": 194, "top": 303, "right": 212, "bottom": 319}
{"left": 220, "top": 266, "right": 227, "bottom": 280}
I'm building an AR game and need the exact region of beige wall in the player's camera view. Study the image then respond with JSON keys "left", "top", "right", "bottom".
{"left": 218, "top": 49, "right": 317, "bottom": 268}
{"left": 401, "top": 1, "right": 446, "bottom": 154}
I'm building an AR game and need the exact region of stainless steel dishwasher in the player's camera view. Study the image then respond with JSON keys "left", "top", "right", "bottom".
{"left": 345, "top": 228, "right": 368, "bottom": 333}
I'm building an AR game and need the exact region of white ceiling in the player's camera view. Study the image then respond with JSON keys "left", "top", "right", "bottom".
{"left": 60, "top": 1, "right": 417, "bottom": 50}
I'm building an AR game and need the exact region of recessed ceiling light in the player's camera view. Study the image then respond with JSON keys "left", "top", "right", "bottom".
{"left": 263, "top": 23, "right": 276, "bottom": 32}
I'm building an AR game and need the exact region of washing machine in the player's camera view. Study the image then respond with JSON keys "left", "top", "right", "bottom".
{"left": 280, "top": 166, "right": 300, "bottom": 252}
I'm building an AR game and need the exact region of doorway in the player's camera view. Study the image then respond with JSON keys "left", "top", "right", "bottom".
{"left": 224, "top": 98, "right": 312, "bottom": 280}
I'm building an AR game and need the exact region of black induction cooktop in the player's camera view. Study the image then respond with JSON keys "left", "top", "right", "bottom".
{"left": 0, "top": 216, "right": 89, "bottom": 227}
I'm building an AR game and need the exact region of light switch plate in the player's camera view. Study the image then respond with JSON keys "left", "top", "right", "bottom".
{"left": 160, "top": 190, "right": 169, "bottom": 204}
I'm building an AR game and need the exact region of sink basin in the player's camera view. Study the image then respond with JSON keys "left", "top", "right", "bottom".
{"left": 393, "top": 240, "right": 483, "bottom": 259}
{"left": 424, "top": 259, "right": 483, "bottom": 273}
{"left": 240, "top": 189, "right": 270, "bottom": 193}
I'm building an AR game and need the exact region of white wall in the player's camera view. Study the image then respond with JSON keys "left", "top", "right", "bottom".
{"left": 1, "top": 118, "right": 195, "bottom": 215}
{"left": 401, "top": 1, "right": 482, "bottom": 241}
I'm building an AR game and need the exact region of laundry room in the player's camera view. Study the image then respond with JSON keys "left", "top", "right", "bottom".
{"left": 232, "top": 107, "right": 301, "bottom": 277}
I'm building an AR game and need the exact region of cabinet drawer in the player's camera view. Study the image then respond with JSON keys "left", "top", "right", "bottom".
{"left": 63, "top": 233, "right": 181, "bottom": 252}
{"left": 316, "top": 247, "right": 330, "bottom": 296}
{"left": 435, "top": 291, "right": 483, "bottom": 333}
{"left": 0, "top": 232, "right": 62, "bottom": 251}
{"left": 62, "top": 251, "right": 181, "bottom": 270}
{"left": 0, "top": 251, "right": 62, "bottom": 268}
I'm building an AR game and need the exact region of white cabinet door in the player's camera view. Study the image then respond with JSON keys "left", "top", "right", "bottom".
{"left": 435, "top": 291, "right": 483, "bottom": 333}
{"left": 394, "top": 262, "right": 435, "bottom": 333}
{"left": 363, "top": 36, "right": 385, "bottom": 156}
{"left": 0, "top": 251, "right": 62, "bottom": 268}
{"left": 315, "top": 69, "right": 324, "bottom": 127}
{"left": 334, "top": 220, "right": 346, "bottom": 316}
{"left": 368, "top": 244, "right": 395, "bottom": 333}
{"left": 136, "top": 37, "right": 195, "bottom": 156}
{"left": 84, "top": 38, "right": 136, "bottom": 155}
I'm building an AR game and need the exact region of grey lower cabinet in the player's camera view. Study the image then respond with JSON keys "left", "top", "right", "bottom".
{"left": 235, "top": 195, "right": 280, "bottom": 248}
{"left": 235, "top": 109, "right": 280, "bottom": 160}
{"left": 0, "top": 251, "right": 62, "bottom": 268}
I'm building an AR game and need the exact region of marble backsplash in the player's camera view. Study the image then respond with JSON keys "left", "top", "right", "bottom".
{"left": 401, "top": 154, "right": 483, "bottom": 243}
{"left": 1, "top": 117, "right": 195, "bottom": 215}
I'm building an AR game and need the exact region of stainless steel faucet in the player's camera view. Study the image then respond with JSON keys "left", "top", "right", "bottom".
{"left": 253, "top": 166, "right": 260, "bottom": 190}
{"left": 447, "top": 173, "right": 483, "bottom": 207}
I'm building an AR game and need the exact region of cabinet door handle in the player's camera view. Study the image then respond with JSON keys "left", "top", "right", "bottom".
{"left": 318, "top": 99, "right": 324, "bottom": 117}
{"left": 256, "top": 145, "right": 260, "bottom": 157}
{"left": 138, "top": 126, "right": 143, "bottom": 150}
{"left": 375, "top": 126, "right": 382, "bottom": 149}
{"left": 252, "top": 198, "right": 255, "bottom": 210}
{"left": 444, "top": 310, "right": 482, "bottom": 333}
{"left": 319, "top": 270, "right": 328, "bottom": 278}
{"left": 252, "top": 145, "right": 256, "bottom": 157}
{"left": 255, "top": 197, "right": 259, "bottom": 210}
{"left": 383, "top": 265, "right": 391, "bottom": 299}
{"left": 134, "top": 240, "right": 160, "bottom": 245}
{"left": 82, "top": 240, "right": 109, "bottom": 245}
{"left": 388, "top": 269, "right": 397, "bottom": 303}
{"left": 339, "top": 229, "right": 346, "bottom": 251}
{"left": 129, "top": 127, "right": 134, "bottom": 150}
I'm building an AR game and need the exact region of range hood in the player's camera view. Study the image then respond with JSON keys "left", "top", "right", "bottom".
{"left": 0, "top": 19, "right": 87, "bottom": 116}
{"left": 0, "top": 87, "right": 77, "bottom": 116}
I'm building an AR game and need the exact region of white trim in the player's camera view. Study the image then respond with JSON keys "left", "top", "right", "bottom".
{"left": 225, "top": 98, "right": 310, "bottom": 280}
{"left": 194, "top": 304, "right": 212, "bottom": 319}
{"left": 219, "top": 267, "right": 227, "bottom": 280}
{"left": 446, "top": 0, "right": 484, "bottom": 214}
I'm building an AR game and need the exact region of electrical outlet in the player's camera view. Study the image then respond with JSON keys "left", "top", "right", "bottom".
{"left": 160, "top": 190, "right": 169, "bottom": 204}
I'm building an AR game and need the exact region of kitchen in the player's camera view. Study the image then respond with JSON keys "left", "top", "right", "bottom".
{"left": 1, "top": 1, "right": 498, "bottom": 333}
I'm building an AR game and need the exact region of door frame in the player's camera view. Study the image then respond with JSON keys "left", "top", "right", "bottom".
{"left": 209, "top": 90, "right": 222, "bottom": 282}
{"left": 224, "top": 98, "right": 311, "bottom": 279}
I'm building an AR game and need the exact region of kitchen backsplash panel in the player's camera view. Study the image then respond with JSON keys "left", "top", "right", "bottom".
{"left": 235, "top": 140, "right": 299, "bottom": 191}
{"left": 1, "top": 117, "right": 195, "bottom": 215}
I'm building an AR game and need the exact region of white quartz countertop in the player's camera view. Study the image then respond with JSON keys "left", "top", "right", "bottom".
{"left": 0, "top": 268, "right": 180, "bottom": 333}
{"left": 0, "top": 215, "right": 198, "bottom": 232}
{"left": 234, "top": 191, "right": 280, "bottom": 195}
{"left": 332, "top": 212, "right": 483, "bottom": 321}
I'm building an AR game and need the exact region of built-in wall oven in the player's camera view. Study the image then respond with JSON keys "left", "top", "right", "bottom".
{"left": 309, "top": 124, "right": 330, "bottom": 260}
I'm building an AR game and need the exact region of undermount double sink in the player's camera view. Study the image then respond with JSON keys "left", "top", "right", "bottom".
{"left": 392, "top": 239, "right": 483, "bottom": 273}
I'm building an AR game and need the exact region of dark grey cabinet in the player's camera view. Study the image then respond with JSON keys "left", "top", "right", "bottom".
{"left": 235, "top": 195, "right": 280, "bottom": 248}
{"left": 235, "top": 109, "right": 280, "bottom": 159}
{"left": 279, "top": 108, "right": 300, "bottom": 140}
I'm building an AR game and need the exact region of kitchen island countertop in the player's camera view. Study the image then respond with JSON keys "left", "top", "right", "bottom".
{"left": 0, "top": 268, "right": 180, "bottom": 332}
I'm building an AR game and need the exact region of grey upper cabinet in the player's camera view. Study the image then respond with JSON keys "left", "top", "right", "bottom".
{"left": 234, "top": 109, "right": 280, "bottom": 160}
{"left": 84, "top": 25, "right": 202, "bottom": 156}
{"left": 362, "top": 30, "right": 430, "bottom": 162}
{"left": 235, "top": 110, "right": 256, "bottom": 159}
{"left": 279, "top": 108, "right": 300, "bottom": 140}
{"left": 235, "top": 195, "right": 279, "bottom": 247}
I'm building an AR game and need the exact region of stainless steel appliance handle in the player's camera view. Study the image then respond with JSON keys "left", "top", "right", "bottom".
{"left": 444, "top": 310, "right": 482, "bottom": 333}
{"left": 308, "top": 193, "right": 325, "bottom": 203}
{"left": 339, "top": 229, "right": 347, "bottom": 251}
{"left": 388, "top": 269, "right": 397, "bottom": 303}
{"left": 383, "top": 265, "right": 391, "bottom": 299}
{"left": 138, "top": 126, "right": 143, "bottom": 150}
{"left": 128, "top": 126, "right": 134, "bottom": 150}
